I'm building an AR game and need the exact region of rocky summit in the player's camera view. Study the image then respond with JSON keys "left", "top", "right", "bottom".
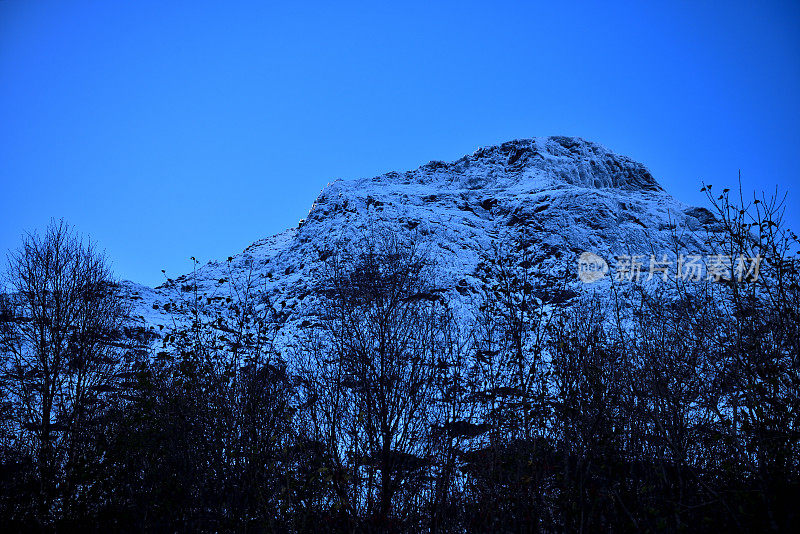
{"left": 122, "top": 136, "right": 716, "bottom": 347}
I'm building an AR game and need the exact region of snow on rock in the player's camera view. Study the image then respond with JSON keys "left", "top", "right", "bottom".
{"left": 124, "top": 136, "right": 715, "bottom": 349}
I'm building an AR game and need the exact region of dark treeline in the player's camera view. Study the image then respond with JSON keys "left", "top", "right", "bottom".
{"left": 1, "top": 187, "right": 798, "bottom": 533}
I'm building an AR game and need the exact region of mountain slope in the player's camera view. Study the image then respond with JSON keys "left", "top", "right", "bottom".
{"left": 122, "top": 136, "right": 714, "bottom": 347}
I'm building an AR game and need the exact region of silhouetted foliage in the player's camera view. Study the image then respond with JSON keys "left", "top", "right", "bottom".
{"left": 0, "top": 219, "right": 132, "bottom": 530}
{"left": 1, "top": 187, "right": 798, "bottom": 532}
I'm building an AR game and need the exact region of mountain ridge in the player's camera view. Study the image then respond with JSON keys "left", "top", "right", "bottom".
{"left": 122, "top": 136, "right": 711, "bottom": 347}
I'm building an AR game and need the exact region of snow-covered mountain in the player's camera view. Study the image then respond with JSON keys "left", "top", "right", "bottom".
{"left": 122, "top": 136, "right": 715, "bottom": 347}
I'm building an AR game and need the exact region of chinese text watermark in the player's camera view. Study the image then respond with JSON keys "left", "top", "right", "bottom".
{"left": 577, "top": 253, "right": 762, "bottom": 283}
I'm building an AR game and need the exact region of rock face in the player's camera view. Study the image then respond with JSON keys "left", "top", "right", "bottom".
{"left": 122, "top": 136, "right": 714, "bottom": 348}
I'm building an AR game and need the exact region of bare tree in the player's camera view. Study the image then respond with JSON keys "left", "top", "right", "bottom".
{"left": 698, "top": 183, "right": 800, "bottom": 530}
{"left": 297, "top": 230, "right": 453, "bottom": 531}
{"left": 0, "top": 219, "right": 131, "bottom": 522}
{"left": 99, "top": 255, "right": 295, "bottom": 531}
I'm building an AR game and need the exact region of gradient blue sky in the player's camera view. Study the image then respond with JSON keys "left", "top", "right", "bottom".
{"left": 2, "top": 0, "right": 799, "bottom": 286}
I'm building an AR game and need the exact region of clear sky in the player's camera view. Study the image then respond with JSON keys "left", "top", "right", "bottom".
{"left": 1, "top": 0, "right": 799, "bottom": 286}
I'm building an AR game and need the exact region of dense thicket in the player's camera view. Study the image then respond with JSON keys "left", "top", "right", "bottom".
{"left": 1, "top": 189, "right": 798, "bottom": 533}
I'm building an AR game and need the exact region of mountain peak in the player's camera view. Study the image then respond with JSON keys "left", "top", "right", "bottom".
{"left": 403, "top": 136, "right": 662, "bottom": 193}
{"left": 129, "top": 137, "right": 700, "bottom": 349}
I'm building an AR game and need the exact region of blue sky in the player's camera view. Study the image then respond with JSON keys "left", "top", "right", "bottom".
{"left": 1, "top": 0, "right": 799, "bottom": 286}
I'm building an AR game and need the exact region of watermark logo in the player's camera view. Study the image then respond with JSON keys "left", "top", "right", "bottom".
{"left": 577, "top": 252, "right": 609, "bottom": 283}
{"left": 576, "top": 252, "right": 762, "bottom": 283}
